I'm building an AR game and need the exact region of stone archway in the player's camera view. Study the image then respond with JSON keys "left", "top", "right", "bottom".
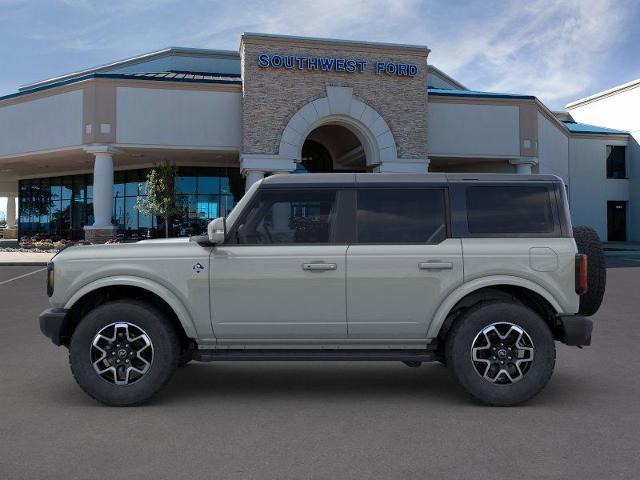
{"left": 278, "top": 86, "right": 398, "bottom": 169}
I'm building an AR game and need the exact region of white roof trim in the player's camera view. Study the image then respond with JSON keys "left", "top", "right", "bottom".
{"left": 565, "top": 78, "right": 640, "bottom": 109}
{"left": 19, "top": 47, "right": 240, "bottom": 92}
{"left": 427, "top": 65, "right": 467, "bottom": 90}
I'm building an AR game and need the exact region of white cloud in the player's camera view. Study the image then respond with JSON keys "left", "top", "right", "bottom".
{"left": 426, "top": 0, "right": 628, "bottom": 107}
{"left": 2, "top": 0, "right": 634, "bottom": 109}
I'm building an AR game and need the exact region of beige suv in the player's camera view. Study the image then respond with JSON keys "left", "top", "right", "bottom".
{"left": 39, "top": 173, "right": 605, "bottom": 406}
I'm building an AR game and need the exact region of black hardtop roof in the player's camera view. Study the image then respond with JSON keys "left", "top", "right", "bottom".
{"left": 261, "top": 172, "right": 563, "bottom": 187}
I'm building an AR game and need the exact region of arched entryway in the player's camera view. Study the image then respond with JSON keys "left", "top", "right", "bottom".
{"left": 299, "top": 124, "right": 368, "bottom": 173}
{"left": 278, "top": 86, "right": 399, "bottom": 172}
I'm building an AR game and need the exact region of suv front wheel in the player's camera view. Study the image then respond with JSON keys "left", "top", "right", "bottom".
{"left": 69, "top": 300, "right": 180, "bottom": 406}
{"left": 446, "top": 301, "right": 556, "bottom": 406}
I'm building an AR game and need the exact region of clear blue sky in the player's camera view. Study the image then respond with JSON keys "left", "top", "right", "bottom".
{"left": 1, "top": 0, "right": 640, "bottom": 215}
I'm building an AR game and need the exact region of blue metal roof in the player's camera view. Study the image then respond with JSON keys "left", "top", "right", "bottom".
{"left": 562, "top": 121, "right": 628, "bottom": 135}
{"left": 428, "top": 87, "right": 535, "bottom": 100}
{"left": 0, "top": 71, "right": 242, "bottom": 102}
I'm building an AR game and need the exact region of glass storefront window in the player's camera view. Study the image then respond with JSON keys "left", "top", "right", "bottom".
{"left": 18, "top": 166, "right": 242, "bottom": 241}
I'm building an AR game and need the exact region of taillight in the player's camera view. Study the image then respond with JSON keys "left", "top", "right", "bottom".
{"left": 575, "top": 254, "right": 588, "bottom": 295}
{"left": 47, "top": 262, "right": 54, "bottom": 297}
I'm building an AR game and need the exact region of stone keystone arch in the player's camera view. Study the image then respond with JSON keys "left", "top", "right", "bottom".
{"left": 278, "top": 86, "right": 398, "bottom": 167}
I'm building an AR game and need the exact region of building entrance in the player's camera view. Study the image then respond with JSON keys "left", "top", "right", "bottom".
{"left": 607, "top": 201, "right": 627, "bottom": 241}
{"left": 298, "top": 124, "right": 368, "bottom": 173}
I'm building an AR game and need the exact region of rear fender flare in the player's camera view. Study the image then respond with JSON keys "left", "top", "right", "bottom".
{"left": 427, "top": 275, "right": 563, "bottom": 339}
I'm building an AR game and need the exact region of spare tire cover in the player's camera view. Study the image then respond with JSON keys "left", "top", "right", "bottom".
{"left": 572, "top": 225, "right": 606, "bottom": 316}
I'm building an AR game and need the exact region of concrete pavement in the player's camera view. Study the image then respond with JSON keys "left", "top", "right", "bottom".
{"left": 1, "top": 261, "right": 639, "bottom": 479}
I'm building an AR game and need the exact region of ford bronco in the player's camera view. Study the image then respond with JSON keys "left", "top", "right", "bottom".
{"left": 39, "top": 173, "right": 605, "bottom": 406}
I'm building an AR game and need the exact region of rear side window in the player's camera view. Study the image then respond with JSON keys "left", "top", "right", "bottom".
{"left": 356, "top": 188, "right": 447, "bottom": 243}
{"left": 466, "top": 186, "right": 554, "bottom": 234}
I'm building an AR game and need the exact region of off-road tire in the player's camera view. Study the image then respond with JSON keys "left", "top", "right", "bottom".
{"left": 573, "top": 225, "right": 606, "bottom": 316}
{"left": 446, "top": 301, "right": 556, "bottom": 406}
{"left": 69, "top": 300, "right": 180, "bottom": 406}
{"left": 178, "top": 347, "right": 194, "bottom": 367}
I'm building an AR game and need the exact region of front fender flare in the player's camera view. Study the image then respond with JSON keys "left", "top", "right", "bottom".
{"left": 64, "top": 275, "right": 198, "bottom": 338}
{"left": 426, "top": 275, "right": 563, "bottom": 339}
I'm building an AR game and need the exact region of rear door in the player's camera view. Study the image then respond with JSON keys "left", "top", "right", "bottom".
{"left": 346, "top": 187, "right": 463, "bottom": 339}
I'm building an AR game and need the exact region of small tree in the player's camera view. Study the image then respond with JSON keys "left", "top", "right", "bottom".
{"left": 136, "top": 161, "right": 182, "bottom": 238}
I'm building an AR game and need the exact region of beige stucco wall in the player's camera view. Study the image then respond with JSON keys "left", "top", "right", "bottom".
{"left": 569, "top": 136, "right": 629, "bottom": 240}
{"left": 116, "top": 86, "right": 242, "bottom": 148}
{"left": 0, "top": 90, "right": 83, "bottom": 157}
{"left": 567, "top": 85, "right": 640, "bottom": 241}
{"left": 427, "top": 101, "right": 520, "bottom": 157}
{"left": 537, "top": 112, "right": 569, "bottom": 181}
{"left": 240, "top": 35, "right": 429, "bottom": 160}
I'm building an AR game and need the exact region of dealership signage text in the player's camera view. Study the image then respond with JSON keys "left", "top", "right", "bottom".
{"left": 257, "top": 54, "right": 418, "bottom": 77}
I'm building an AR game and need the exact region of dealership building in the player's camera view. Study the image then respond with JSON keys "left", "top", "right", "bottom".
{"left": 0, "top": 33, "right": 636, "bottom": 242}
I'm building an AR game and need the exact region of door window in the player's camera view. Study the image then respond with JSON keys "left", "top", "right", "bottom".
{"left": 234, "top": 189, "right": 338, "bottom": 244}
{"left": 356, "top": 188, "right": 447, "bottom": 244}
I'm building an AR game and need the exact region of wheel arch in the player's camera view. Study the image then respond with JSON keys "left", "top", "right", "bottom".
{"left": 427, "top": 276, "right": 563, "bottom": 340}
{"left": 63, "top": 276, "right": 198, "bottom": 342}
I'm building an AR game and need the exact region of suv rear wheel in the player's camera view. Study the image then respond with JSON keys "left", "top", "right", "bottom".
{"left": 69, "top": 300, "right": 180, "bottom": 406}
{"left": 446, "top": 301, "right": 555, "bottom": 406}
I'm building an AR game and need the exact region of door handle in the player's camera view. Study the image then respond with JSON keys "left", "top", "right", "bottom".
{"left": 302, "top": 263, "right": 337, "bottom": 272}
{"left": 419, "top": 261, "right": 453, "bottom": 270}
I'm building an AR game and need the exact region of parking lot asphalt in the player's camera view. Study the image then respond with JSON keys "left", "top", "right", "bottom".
{"left": 1, "top": 260, "right": 639, "bottom": 480}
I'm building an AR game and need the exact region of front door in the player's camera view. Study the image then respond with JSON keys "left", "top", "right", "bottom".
{"left": 607, "top": 201, "right": 627, "bottom": 241}
{"left": 210, "top": 187, "right": 348, "bottom": 340}
{"left": 346, "top": 187, "right": 463, "bottom": 339}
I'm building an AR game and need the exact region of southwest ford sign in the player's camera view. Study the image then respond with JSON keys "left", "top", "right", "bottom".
{"left": 257, "top": 54, "right": 418, "bottom": 77}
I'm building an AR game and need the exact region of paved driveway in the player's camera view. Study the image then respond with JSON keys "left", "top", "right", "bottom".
{"left": 1, "top": 261, "right": 639, "bottom": 480}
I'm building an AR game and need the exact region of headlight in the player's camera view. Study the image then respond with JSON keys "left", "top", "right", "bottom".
{"left": 47, "top": 262, "right": 54, "bottom": 297}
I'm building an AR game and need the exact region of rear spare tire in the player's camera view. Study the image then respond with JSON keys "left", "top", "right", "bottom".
{"left": 573, "top": 225, "right": 606, "bottom": 316}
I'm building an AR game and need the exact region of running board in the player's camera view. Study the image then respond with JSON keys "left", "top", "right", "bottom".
{"left": 192, "top": 349, "right": 437, "bottom": 362}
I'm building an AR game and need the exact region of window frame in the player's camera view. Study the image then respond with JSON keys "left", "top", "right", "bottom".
{"left": 606, "top": 145, "right": 627, "bottom": 179}
{"left": 226, "top": 187, "right": 351, "bottom": 246}
{"left": 353, "top": 186, "right": 450, "bottom": 245}
{"left": 449, "top": 183, "right": 564, "bottom": 238}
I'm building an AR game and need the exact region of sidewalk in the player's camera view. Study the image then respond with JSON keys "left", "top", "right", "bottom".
{"left": 0, "top": 251, "right": 55, "bottom": 266}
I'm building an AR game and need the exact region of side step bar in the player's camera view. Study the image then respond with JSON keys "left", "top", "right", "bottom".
{"left": 192, "top": 349, "right": 437, "bottom": 362}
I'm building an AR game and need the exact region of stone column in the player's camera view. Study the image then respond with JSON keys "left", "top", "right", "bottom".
{"left": 83, "top": 145, "right": 118, "bottom": 243}
{"left": 269, "top": 170, "right": 292, "bottom": 231}
{"left": 2, "top": 195, "right": 18, "bottom": 240}
{"left": 240, "top": 154, "right": 296, "bottom": 192}
{"left": 6, "top": 195, "right": 16, "bottom": 229}
{"left": 374, "top": 159, "right": 430, "bottom": 173}
{"left": 243, "top": 170, "right": 265, "bottom": 192}
{"left": 510, "top": 157, "right": 538, "bottom": 175}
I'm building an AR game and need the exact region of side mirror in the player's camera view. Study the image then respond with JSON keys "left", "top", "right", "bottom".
{"left": 207, "top": 217, "right": 226, "bottom": 244}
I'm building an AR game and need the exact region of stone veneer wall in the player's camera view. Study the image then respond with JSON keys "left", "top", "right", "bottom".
{"left": 241, "top": 36, "right": 429, "bottom": 160}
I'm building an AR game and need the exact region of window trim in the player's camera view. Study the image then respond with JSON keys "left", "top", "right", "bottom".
{"left": 606, "top": 145, "right": 627, "bottom": 180}
{"left": 353, "top": 186, "right": 451, "bottom": 245}
{"left": 226, "top": 187, "right": 349, "bottom": 246}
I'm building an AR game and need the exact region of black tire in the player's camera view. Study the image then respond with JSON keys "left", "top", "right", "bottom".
{"left": 446, "top": 301, "right": 555, "bottom": 406}
{"left": 178, "top": 347, "right": 194, "bottom": 367}
{"left": 69, "top": 300, "right": 180, "bottom": 406}
{"left": 573, "top": 225, "right": 606, "bottom": 316}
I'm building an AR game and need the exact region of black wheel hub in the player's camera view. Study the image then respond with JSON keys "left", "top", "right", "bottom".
{"left": 91, "top": 322, "right": 154, "bottom": 385}
{"left": 471, "top": 322, "right": 535, "bottom": 384}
